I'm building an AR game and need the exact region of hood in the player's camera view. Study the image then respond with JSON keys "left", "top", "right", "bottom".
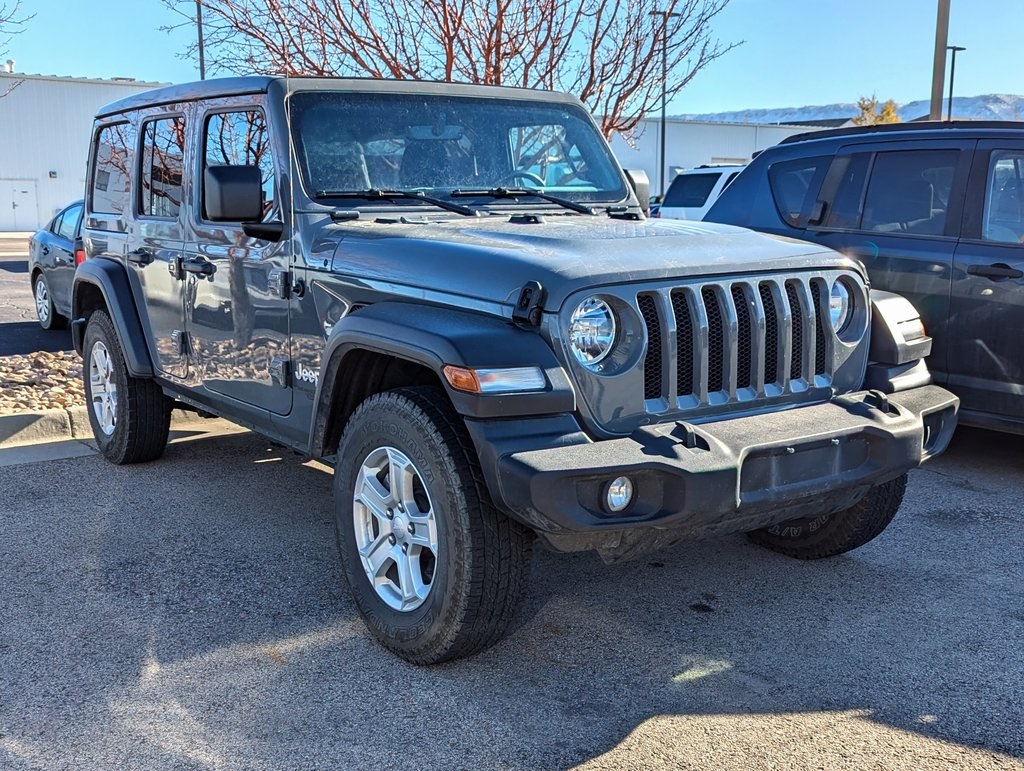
{"left": 327, "top": 215, "right": 853, "bottom": 310}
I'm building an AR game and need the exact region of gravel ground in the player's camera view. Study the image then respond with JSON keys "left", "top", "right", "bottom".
{"left": 0, "top": 351, "right": 84, "bottom": 414}
{"left": 0, "top": 426, "right": 1022, "bottom": 770}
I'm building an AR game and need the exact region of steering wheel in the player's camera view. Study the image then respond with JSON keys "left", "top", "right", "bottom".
{"left": 494, "top": 169, "right": 546, "bottom": 188}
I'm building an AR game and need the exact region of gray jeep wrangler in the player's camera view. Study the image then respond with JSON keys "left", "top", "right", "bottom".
{"left": 74, "top": 77, "right": 958, "bottom": 664}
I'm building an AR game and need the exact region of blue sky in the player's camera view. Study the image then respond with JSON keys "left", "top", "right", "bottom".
{"left": 8, "top": 0, "right": 1023, "bottom": 112}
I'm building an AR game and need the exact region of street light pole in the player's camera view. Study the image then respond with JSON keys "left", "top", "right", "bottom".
{"left": 650, "top": 10, "right": 681, "bottom": 198}
{"left": 196, "top": 0, "right": 206, "bottom": 81}
{"left": 946, "top": 45, "right": 965, "bottom": 121}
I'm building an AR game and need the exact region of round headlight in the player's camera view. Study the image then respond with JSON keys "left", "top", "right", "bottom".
{"left": 829, "top": 280, "right": 851, "bottom": 332}
{"left": 569, "top": 297, "right": 616, "bottom": 366}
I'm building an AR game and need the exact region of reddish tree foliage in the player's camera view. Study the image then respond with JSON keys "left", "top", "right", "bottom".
{"left": 167, "top": 0, "right": 737, "bottom": 138}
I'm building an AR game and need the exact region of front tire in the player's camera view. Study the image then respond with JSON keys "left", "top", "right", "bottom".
{"left": 83, "top": 310, "right": 171, "bottom": 464}
{"left": 334, "top": 386, "right": 533, "bottom": 664}
{"left": 33, "top": 273, "right": 66, "bottom": 330}
{"left": 747, "top": 474, "right": 907, "bottom": 560}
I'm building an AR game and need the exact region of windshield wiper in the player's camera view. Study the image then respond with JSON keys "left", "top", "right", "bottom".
{"left": 317, "top": 188, "right": 477, "bottom": 217}
{"left": 450, "top": 187, "right": 598, "bottom": 215}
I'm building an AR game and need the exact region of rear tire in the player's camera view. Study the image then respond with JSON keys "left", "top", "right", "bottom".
{"left": 83, "top": 310, "right": 171, "bottom": 464}
{"left": 33, "top": 273, "right": 66, "bottom": 330}
{"left": 747, "top": 474, "right": 907, "bottom": 560}
{"left": 334, "top": 386, "right": 534, "bottom": 664}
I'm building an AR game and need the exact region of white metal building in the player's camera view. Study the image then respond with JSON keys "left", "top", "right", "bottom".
{"left": 609, "top": 117, "right": 820, "bottom": 197}
{"left": 0, "top": 71, "right": 165, "bottom": 231}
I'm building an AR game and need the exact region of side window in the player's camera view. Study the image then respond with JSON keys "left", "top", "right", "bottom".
{"left": 48, "top": 211, "right": 64, "bottom": 236}
{"left": 204, "top": 109, "right": 275, "bottom": 220}
{"left": 824, "top": 154, "right": 871, "bottom": 229}
{"left": 140, "top": 116, "right": 186, "bottom": 219}
{"left": 723, "top": 171, "right": 741, "bottom": 189}
{"left": 861, "top": 149, "right": 959, "bottom": 235}
{"left": 90, "top": 122, "right": 136, "bottom": 216}
{"left": 664, "top": 173, "right": 721, "bottom": 208}
{"left": 56, "top": 204, "right": 82, "bottom": 240}
{"left": 767, "top": 156, "right": 828, "bottom": 227}
{"left": 982, "top": 150, "right": 1024, "bottom": 244}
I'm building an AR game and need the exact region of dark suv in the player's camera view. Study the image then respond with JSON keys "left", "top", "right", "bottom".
{"left": 706, "top": 122, "right": 1024, "bottom": 435}
{"left": 73, "top": 78, "right": 957, "bottom": 663}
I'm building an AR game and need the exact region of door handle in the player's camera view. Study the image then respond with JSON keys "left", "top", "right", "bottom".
{"left": 967, "top": 263, "right": 1023, "bottom": 280}
{"left": 181, "top": 257, "right": 216, "bottom": 276}
{"left": 127, "top": 248, "right": 154, "bottom": 266}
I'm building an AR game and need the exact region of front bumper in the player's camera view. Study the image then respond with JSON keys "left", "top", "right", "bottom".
{"left": 469, "top": 385, "right": 958, "bottom": 541}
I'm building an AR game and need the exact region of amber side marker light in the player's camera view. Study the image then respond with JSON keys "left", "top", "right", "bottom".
{"left": 442, "top": 365, "right": 546, "bottom": 394}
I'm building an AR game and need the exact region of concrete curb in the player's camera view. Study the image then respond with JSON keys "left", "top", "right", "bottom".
{"left": 0, "top": 406, "right": 208, "bottom": 448}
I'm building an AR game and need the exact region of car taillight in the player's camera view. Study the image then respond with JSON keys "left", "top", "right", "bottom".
{"left": 75, "top": 248, "right": 86, "bottom": 265}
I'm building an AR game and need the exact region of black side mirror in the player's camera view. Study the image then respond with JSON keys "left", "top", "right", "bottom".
{"left": 204, "top": 165, "right": 264, "bottom": 222}
{"left": 624, "top": 169, "right": 650, "bottom": 211}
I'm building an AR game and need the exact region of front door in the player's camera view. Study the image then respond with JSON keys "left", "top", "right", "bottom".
{"left": 126, "top": 113, "right": 189, "bottom": 379}
{"left": 947, "top": 140, "right": 1024, "bottom": 422}
{"left": 184, "top": 103, "right": 291, "bottom": 414}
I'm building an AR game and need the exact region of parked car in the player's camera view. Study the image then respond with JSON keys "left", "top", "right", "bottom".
{"left": 73, "top": 77, "right": 957, "bottom": 664}
{"left": 656, "top": 164, "right": 744, "bottom": 220}
{"left": 705, "top": 121, "right": 1024, "bottom": 435}
{"left": 28, "top": 199, "right": 84, "bottom": 329}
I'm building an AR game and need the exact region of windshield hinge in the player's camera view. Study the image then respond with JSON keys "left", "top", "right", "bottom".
{"left": 512, "top": 281, "right": 546, "bottom": 327}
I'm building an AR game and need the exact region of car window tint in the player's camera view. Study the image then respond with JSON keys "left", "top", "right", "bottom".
{"left": 982, "top": 150, "right": 1024, "bottom": 244}
{"left": 140, "top": 116, "right": 186, "bottom": 219}
{"left": 861, "top": 149, "right": 959, "bottom": 236}
{"left": 824, "top": 153, "right": 871, "bottom": 229}
{"left": 56, "top": 203, "right": 82, "bottom": 240}
{"left": 724, "top": 171, "right": 741, "bottom": 189}
{"left": 664, "top": 173, "right": 720, "bottom": 208}
{"left": 49, "top": 211, "right": 64, "bottom": 236}
{"left": 91, "top": 122, "right": 136, "bottom": 215}
{"left": 767, "top": 157, "right": 828, "bottom": 227}
{"left": 204, "top": 109, "right": 275, "bottom": 221}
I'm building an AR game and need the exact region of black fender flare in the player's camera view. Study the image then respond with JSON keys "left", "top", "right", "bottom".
{"left": 72, "top": 258, "right": 154, "bottom": 378}
{"left": 309, "top": 302, "right": 576, "bottom": 455}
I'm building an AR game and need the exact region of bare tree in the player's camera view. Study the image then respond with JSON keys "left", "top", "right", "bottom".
{"left": 165, "top": 0, "right": 738, "bottom": 139}
{"left": 0, "top": 1, "right": 31, "bottom": 98}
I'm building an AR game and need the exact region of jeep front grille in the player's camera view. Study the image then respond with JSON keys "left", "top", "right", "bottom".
{"left": 638, "top": 276, "right": 833, "bottom": 410}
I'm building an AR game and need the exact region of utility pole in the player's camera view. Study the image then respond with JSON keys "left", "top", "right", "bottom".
{"left": 947, "top": 45, "right": 965, "bottom": 121}
{"left": 650, "top": 9, "right": 681, "bottom": 198}
{"left": 929, "top": 0, "right": 950, "bottom": 120}
{"left": 196, "top": 0, "right": 206, "bottom": 80}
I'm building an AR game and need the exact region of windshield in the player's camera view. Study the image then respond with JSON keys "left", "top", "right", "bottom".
{"left": 289, "top": 91, "right": 628, "bottom": 205}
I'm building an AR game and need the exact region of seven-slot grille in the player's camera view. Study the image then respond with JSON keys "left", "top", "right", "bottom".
{"left": 638, "top": 276, "right": 832, "bottom": 408}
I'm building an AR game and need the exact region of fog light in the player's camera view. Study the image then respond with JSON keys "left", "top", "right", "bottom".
{"left": 605, "top": 476, "right": 634, "bottom": 513}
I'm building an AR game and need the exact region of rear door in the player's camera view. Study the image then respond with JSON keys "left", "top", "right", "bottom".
{"left": 127, "top": 112, "right": 190, "bottom": 379}
{"left": 946, "top": 141, "right": 1024, "bottom": 422}
{"left": 48, "top": 201, "right": 82, "bottom": 315}
{"left": 808, "top": 139, "right": 975, "bottom": 380}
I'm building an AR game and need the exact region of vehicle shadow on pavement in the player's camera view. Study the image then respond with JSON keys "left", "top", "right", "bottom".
{"left": 0, "top": 427, "right": 1021, "bottom": 769}
{"left": 0, "top": 321, "right": 73, "bottom": 355}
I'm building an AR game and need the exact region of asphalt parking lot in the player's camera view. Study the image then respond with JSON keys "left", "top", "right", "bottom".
{"left": 1, "top": 423, "right": 1022, "bottom": 770}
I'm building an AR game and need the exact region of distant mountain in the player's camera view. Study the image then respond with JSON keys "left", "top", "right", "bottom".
{"left": 680, "top": 94, "right": 1024, "bottom": 125}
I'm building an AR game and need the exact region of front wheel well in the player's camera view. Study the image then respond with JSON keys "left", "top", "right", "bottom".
{"left": 319, "top": 349, "right": 448, "bottom": 457}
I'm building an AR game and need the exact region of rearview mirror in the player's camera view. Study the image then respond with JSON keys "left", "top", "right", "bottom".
{"left": 204, "top": 165, "right": 264, "bottom": 222}
{"left": 623, "top": 169, "right": 650, "bottom": 212}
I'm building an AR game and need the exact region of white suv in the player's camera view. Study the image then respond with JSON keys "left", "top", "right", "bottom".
{"left": 657, "top": 164, "right": 745, "bottom": 220}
